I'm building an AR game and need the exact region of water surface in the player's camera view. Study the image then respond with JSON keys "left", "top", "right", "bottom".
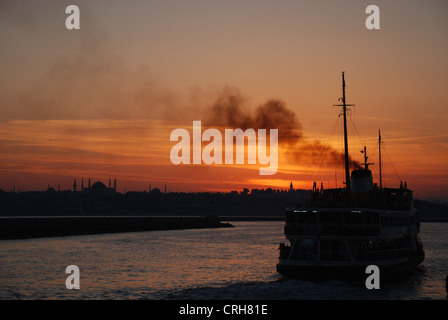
{"left": 0, "top": 221, "right": 446, "bottom": 300}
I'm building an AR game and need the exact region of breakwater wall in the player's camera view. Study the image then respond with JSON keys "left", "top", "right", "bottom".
{"left": 0, "top": 216, "right": 233, "bottom": 240}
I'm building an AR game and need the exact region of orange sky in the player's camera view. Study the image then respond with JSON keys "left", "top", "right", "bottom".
{"left": 1, "top": 1, "right": 447, "bottom": 200}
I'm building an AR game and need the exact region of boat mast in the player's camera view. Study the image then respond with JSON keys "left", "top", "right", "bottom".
{"left": 379, "top": 129, "right": 382, "bottom": 188}
{"left": 361, "top": 145, "right": 374, "bottom": 169}
{"left": 334, "top": 72, "right": 354, "bottom": 193}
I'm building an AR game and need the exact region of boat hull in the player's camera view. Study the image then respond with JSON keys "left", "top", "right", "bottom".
{"left": 276, "top": 251, "right": 424, "bottom": 282}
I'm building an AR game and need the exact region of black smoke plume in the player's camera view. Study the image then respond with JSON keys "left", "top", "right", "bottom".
{"left": 203, "top": 87, "right": 361, "bottom": 169}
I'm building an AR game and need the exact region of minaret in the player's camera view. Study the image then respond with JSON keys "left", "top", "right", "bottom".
{"left": 290, "top": 181, "right": 294, "bottom": 192}
{"left": 73, "top": 179, "right": 77, "bottom": 192}
{"left": 109, "top": 177, "right": 111, "bottom": 189}
{"left": 88, "top": 178, "right": 91, "bottom": 189}
{"left": 114, "top": 178, "right": 116, "bottom": 192}
{"left": 81, "top": 178, "right": 84, "bottom": 192}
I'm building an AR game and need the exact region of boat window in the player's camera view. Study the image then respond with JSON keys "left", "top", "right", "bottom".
{"left": 290, "top": 239, "right": 318, "bottom": 260}
{"left": 363, "top": 212, "right": 379, "bottom": 224}
{"left": 343, "top": 212, "right": 362, "bottom": 224}
{"left": 320, "top": 240, "right": 350, "bottom": 261}
{"left": 298, "top": 212, "right": 318, "bottom": 223}
{"left": 320, "top": 212, "right": 342, "bottom": 223}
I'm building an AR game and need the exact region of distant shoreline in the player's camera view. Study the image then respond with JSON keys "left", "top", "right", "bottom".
{"left": 419, "top": 219, "right": 448, "bottom": 223}
{"left": 1, "top": 214, "right": 446, "bottom": 241}
{"left": 0, "top": 216, "right": 233, "bottom": 240}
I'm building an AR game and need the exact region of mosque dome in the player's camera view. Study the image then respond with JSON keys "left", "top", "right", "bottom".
{"left": 86, "top": 181, "right": 111, "bottom": 194}
{"left": 90, "top": 181, "right": 107, "bottom": 191}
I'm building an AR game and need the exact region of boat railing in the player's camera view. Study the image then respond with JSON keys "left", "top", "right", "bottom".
{"left": 309, "top": 186, "right": 413, "bottom": 210}
{"left": 285, "top": 223, "right": 380, "bottom": 237}
{"left": 289, "top": 244, "right": 317, "bottom": 261}
{"left": 320, "top": 250, "right": 350, "bottom": 261}
{"left": 358, "top": 248, "right": 409, "bottom": 261}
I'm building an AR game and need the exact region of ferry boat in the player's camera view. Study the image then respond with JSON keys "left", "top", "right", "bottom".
{"left": 276, "top": 73, "right": 424, "bottom": 280}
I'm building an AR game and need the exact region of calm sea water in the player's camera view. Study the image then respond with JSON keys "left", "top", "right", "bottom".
{"left": 0, "top": 221, "right": 447, "bottom": 300}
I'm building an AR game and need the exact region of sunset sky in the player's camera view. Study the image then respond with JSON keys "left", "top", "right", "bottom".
{"left": 1, "top": 0, "right": 447, "bottom": 200}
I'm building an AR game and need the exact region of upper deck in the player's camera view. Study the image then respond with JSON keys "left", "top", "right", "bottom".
{"left": 311, "top": 184, "right": 414, "bottom": 211}
{"left": 284, "top": 205, "right": 418, "bottom": 238}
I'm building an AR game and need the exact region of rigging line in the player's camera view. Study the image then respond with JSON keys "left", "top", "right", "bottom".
{"left": 308, "top": 118, "right": 337, "bottom": 182}
{"left": 335, "top": 115, "right": 343, "bottom": 188}
{"left": 306, "top": 116, "right": 340, "bottom": 187}
{"left": 338, "top": 113, "right": 345, "bottom": 183}
{"left": 335, "top": 109, "right": 348, "bottom": 186}
{"left": 382, "top": 143, "right": 402, "bottom": 183}
{"left": 370, "top": 142, "right": 380, "bottom": 181}
{"left": 348, "top": 109, "right": 366, "bottom": 149}
{"left": 338, "top": 112, "right": 344, "bottom": 165}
